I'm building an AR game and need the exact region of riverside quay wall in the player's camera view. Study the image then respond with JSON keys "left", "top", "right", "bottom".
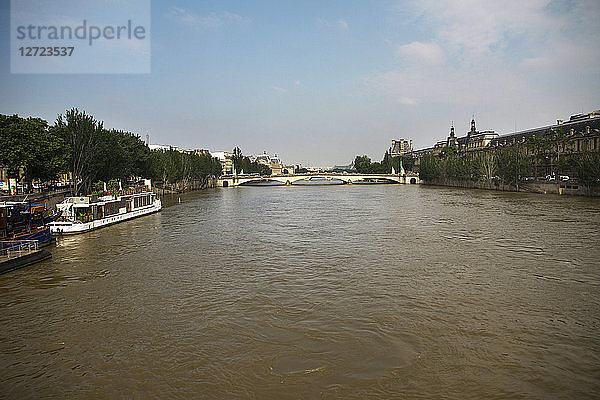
{"left": 423, "top": 178, "right": 600, "bottom": 197}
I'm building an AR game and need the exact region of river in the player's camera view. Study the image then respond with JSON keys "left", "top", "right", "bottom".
{"left": 1, "top": 185, "right": 599, "bottom": 399}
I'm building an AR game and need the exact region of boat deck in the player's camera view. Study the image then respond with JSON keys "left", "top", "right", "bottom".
{"left": 0, "top": 240, "right": 52, "bottom": 274}
{"left": 0, "top": 249, "right": 52, "bottom": 274}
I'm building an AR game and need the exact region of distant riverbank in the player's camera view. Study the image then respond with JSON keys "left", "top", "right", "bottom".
{"left": 422, "top": 178, "right": 600, "bottom": 197}
{"left": 151, "top": 177, "right": 217, "bottom": 197}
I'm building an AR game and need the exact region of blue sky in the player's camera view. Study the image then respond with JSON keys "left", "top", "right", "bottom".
{"left": 1, "top": 0, "right": 599, "bottom": 166}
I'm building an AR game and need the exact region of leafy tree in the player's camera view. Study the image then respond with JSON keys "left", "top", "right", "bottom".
{"left": 573, "top": 151, "right": 600, "bottom": 189}
{"left": 55, "top": 108, "right": 104, "bottom": 195}
{"left": 232, "top": 146, "right": 243, "bottom": 173}
{"left": 440, "top": 145, "right": 458, "bottom": 158}
{"left": 495, "top": 145, "right": 530, "bottom": 186}
{"left": 418, "top": 154, "right": 440, "bottom": 182}
{"left": 146, "top": 148, "right": 222, "bottom": 188}
{"left": 354, "top": 155, "right": 372, "bottom": 174}
{"left": 401, "top": 155, "right": 415, "bottom": 172}
{"left": 526, "top": 136, "right": 550, "bottom": 178}
{"left": 93, "top": 181, "right": 105, "bottom": 194}
{"left": 0, "top": 114, "right": 68, "bottom": 185}
{"left": 231, "top": 148, "right": 274, "bottom": 175}
{"left": 0, "top": 114, "right": 35, "bottom": 175}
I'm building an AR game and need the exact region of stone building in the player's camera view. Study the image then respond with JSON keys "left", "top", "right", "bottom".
{"left": 390, "top": 138, "right": 413, "bottom": 156}
{"left": 406, "top": 110, "right": 600, "bottom": 175}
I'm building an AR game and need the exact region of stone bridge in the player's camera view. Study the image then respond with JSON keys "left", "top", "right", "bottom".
{"left": 218, "top": 173, "right": 421, "bottom": 187}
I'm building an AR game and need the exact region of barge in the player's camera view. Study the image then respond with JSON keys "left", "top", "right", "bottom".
{"left": 49, "top": 190, "right": 161, "bottom": 235}
{"left": 0, "top": 202, "right": 57, "bottom": 246}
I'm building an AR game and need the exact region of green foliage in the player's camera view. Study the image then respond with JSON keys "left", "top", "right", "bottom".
{"left": 232, "top": 147, "right": 272, "bottom": 175}
{"left": 353, "top": 154, "right": 391, "bottom": 174}
{"left": 107, "top": 179, "right": 119, "bottom": 194}
{"left": 419, "top": 147, "right": 529, "bottom": 185}
{"left": 401, "top": 155, "right": 415, "bottom": 172}
{"left": 573, "top": 151, "right": 600, "bottom": 188}
{"left": 417, "top": 154, "right": 440, "bottom": 182}
{"left": 1, "top": 109, "right": 223, "bottom": 195}
{"left": 0, "top": 114, "right": 68, "bottom": 182}
{"left": 440, "top": 145, "right": 458, "bottom": 158}
{"left": 56, "top": 108, "right": 105, "bottom": 195}
{"left": 353, "top": 152, "right": 409, "bottom": 174}
{"left": 93, "top": 181, "right": 105, "bottom": 194}
{"left": 495, "top": 145, "right": 531, "bottom": 185}
{"left": 353, "top": 155, "right": 372, "bottom": 174}
{"left": 147, "top": 148, "right": 222, "bottom": 186}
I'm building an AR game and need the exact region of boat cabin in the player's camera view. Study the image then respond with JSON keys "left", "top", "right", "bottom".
{"left": 56, "top": 192, "right": 158, "bottom": 223}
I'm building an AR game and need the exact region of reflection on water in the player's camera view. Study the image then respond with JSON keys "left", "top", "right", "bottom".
{"left": 1, "top": 185, "right": 599, "bottom": 399}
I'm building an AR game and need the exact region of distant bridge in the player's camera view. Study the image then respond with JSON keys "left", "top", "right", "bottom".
{"left": 218, "top": 173, "right": 421, "bottom": 187}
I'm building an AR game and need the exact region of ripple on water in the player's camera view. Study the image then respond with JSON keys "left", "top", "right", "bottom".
{"left": 1, "top": 185, "right": 599, "bottom": 399}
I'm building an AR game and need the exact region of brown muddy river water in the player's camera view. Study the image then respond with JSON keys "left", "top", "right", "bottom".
{"left": 1, "top": 185, "right": 599, "bottom": 399}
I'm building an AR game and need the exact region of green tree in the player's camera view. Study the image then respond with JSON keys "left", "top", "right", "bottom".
{"left": 0, "top": 114, "right": 69, "bottom": 186}
{"left": 401, "top": 155, "right": 415, "bottom": 172}
{"left": 418, "top": 154, "right": 440, "bottom": 182}
{"left": 573, "top": 151, "right": 600, "bottom": 190}
{"left": 440, "top": 145, "right": 458, "bottom": 158}
{"left": 495, "top": 145, "right": 530, "bottom": 186}
{"left": 353, "top": 155, "right": 372, "bottom": 174}
{"left": 56, "top": 108, "right": 104, "bottom": 195}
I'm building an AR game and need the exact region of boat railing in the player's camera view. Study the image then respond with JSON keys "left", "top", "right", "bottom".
{"left": 0, "top": 239, "right": 39, "bottom": 258}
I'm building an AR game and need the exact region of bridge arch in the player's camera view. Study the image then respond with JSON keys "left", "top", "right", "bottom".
{"left": 238, "top": 178, "right": 284, "bottom": 186}
{"left": 219, "top": 173, "right": 417, "bottom": 187}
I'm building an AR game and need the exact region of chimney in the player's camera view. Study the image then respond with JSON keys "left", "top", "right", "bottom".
{"left": 557, "top": 120, "right": 563, "bottom": 125}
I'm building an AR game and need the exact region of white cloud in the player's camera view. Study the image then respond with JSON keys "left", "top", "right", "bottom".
{"left": 167, "top": 8, "right": 249, "bottom": 28}
{"left": 519, "top": 56, "right": 556, "bottom": 71}
{"left": 397, "top": 41, "right": 444, "bottom": 66}
{"left": 271, "top": 85, "right": 287, "bottom": 93}
{"left": 406, "top": 0, "right": 556, "bottom": 57}
{"left": 519, "top": 39, "right": 600, "bottom": 74}
{"left": 365, "top": 0, "right": 600, "bottom": 117}
{"left": 399, "top": 97, "right": 420, "bottom": 105}
{"left": 318, "top": 18, "right": 349, "bottom": 30}
{"left": 398, "top": 0, "right": 600, "bottom": 69}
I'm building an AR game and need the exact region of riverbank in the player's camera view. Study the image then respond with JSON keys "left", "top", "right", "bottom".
{"left": 151, "top": 177, "right": 217, "bottom": 196}
{"left": 422, "top": 178, "right": 600, "bottom": 197}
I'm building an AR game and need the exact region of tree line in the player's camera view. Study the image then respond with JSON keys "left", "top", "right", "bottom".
{"left": 418, "top": 137, "right": 600, "bottom": 188}
{"left": 353, "top": 151, "right": 416, "bottom": 174}
{"left": 0, "top": 108, "right": 222, "bottom": 195}
{"left": 232, "top": 147, "right": 272, "bottom": 175}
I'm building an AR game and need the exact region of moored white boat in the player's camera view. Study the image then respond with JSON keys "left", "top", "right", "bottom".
{"left": 49, "top": 190, "right": 161, "bottom": 235}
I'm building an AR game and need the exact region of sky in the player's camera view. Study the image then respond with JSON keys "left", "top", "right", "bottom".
{"left": 1, "top": 0, "right": 599, "bottom": 166}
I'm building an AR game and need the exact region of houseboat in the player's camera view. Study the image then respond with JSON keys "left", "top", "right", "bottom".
{"left": 49, "top": 190, "right": 161, "bottom": 235}
{"left": 0, "top": 201, "right": 56, "bottom": 246}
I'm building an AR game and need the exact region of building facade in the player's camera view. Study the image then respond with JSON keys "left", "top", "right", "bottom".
{"left": 210, "top": 152, "right": 234, "bottom": 175}
{"left": 406, "top": 110, "right": 600, "bottom": 176}
{"left": 390, "top": 138, "right": 413, "bottom": 156}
